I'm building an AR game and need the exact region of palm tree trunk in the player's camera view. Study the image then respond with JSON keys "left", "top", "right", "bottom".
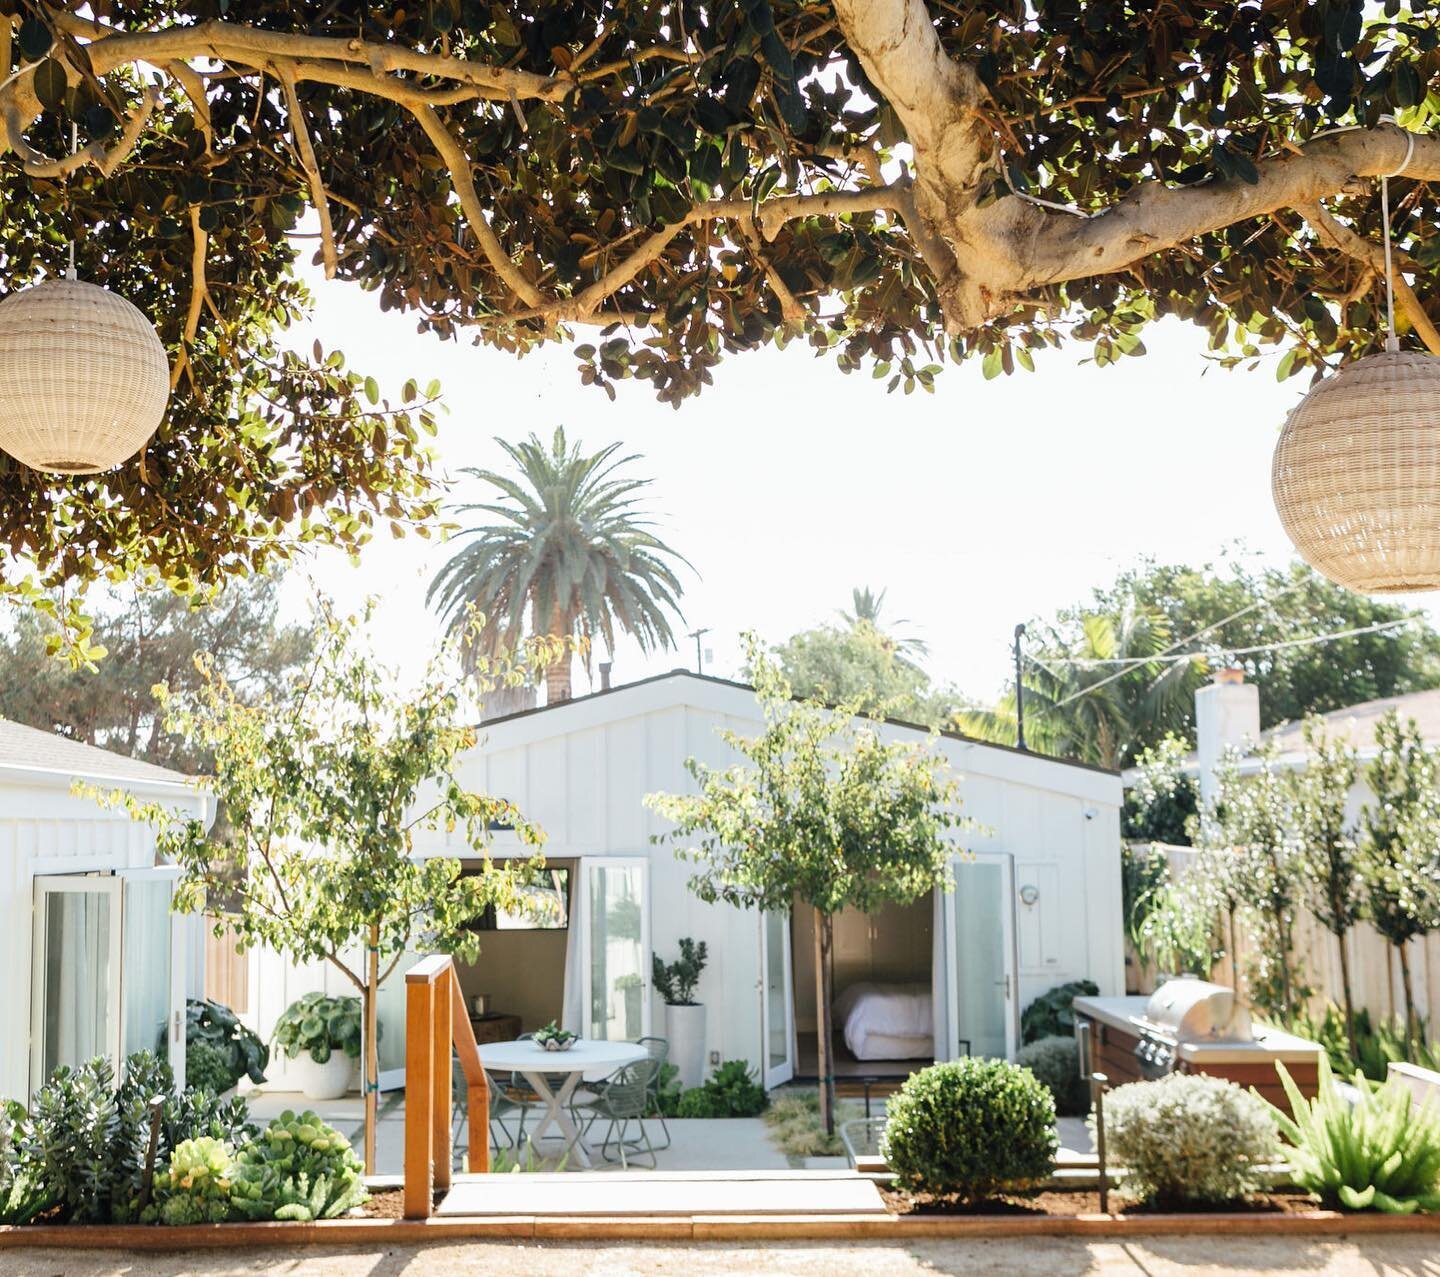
{"left": 544, "top": 605, "right": 572, "bottom": 704}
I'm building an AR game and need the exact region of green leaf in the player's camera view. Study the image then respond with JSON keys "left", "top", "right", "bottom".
{"left": 363, "top": 376, "right": 380, "bottom": 405}
{"left": 18, "top": 18, "right": 52, "bottom": 61}
{"left": 32, "top": 58, "right": 66, "bottom": 111}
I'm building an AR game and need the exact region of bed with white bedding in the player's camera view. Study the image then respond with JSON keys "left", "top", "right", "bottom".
{"left": 833, "top": 981, "right": 933, "bottom": 1061}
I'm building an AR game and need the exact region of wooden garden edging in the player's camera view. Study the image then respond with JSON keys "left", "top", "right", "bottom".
{"left": 5, "top": 1208, "right": 1440, "bottom": 1249}
{"left": 403, "top": 954, "right": 490, "bottom": 1217}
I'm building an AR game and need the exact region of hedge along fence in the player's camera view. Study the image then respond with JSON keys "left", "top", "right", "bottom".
{"left": 1127, "top": 843, "right": 1440, "bottom": 1038}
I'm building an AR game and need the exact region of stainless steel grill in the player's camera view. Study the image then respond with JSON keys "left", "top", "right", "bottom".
{"left": 1131, "top": 979, "right": 1253, "bottom": 1079}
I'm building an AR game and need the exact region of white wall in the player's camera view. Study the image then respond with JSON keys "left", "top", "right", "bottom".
{"left": 0, "top": 768, "right": 209, "bottom": 1104}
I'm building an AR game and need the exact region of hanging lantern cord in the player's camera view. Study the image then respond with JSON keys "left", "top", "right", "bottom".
{"left": 65, "top": 122, "right": 78, "bottom": 282}
{"left": 1379, "top": 124, "right": 1417, "bottom": 354}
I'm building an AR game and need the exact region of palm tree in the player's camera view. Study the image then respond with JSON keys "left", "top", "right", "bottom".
{"left": 428, "top": 427, "right": 690, "bottom": 703}
{"left": 838, "top": 586, "right": 929, "bottom": 662}
{"left": 955, "top": 604, "right": 1202, "bottom": 769}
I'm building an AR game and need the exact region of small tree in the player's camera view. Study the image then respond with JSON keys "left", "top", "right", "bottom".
{"left": 1208, "top": 752, "right": 1310, "bottom": 1023}
{"left": 645, "top": 637, "right": 970, "bottom": 1134}
{"left": 1360, "top": 712, "right": 1440, "bottom": 1055}
{"left": 1286, "top": 719, "right": 1363, "bottom": 1058}
{"left": 100, "top": 603, "right": 553, "bottom": 1171}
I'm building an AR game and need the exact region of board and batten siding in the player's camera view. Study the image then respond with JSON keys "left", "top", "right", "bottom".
{"left": 0, "top": 770, "right": 208, "bottom": 1104}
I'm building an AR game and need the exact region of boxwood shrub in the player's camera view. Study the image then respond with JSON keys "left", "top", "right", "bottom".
{"left": 882, "top": 1058, "right": 1058, "bottom": 1200}
{"left": 1016, "top": 1035, "right": 1090, "bottom": 1117}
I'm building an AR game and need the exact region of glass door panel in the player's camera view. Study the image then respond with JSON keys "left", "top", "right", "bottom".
{"left": 761, "top": 911, "right": 795, "bottom": 1089}
{"left": 120, "top": 870, "right": 185, "bottom": 1088}
{"left": 584, "top": 860, "right": 649, "bottom": 1041}
{"left": 31, "top": 876, "right": 123, "bottom": 1091}
{"left": 946, "top": 854, "right": 1018, "bottom": 1060}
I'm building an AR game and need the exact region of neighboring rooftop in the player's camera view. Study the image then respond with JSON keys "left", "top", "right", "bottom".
{"left": 0, "top": 716, "right": 194, "bottom": 787}
{"left": 1261, "top": 687, "right": 1440, "bottom": 760}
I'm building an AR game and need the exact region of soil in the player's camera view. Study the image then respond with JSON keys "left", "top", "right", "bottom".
{"left": 359, "top": 1188, "right": 407, "bottom": 1219}
{"left": 880, "top": 1187, "right": 1322, "bottom": 1217}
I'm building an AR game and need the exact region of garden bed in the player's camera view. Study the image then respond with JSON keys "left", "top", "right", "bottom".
{"left": 881, "top": 1187, "right": 1322, "bottom": 1217}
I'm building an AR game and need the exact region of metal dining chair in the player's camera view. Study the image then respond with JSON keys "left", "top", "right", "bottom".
{"left": 573, "top": 1057, "right": 660, "bottom": 1170}
{"left": 635, "top": 1036, "right": 673, "bottom": 1150}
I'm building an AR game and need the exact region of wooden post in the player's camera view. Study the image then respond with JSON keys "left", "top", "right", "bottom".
{"left": 433, "top": 964, "right": 453, "bottom": 1193}
{"left": 403, "top": 963, "right": 438, "bottom": 1220}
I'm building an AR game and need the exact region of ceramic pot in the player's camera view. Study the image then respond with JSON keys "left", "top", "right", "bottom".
{"left": 292, "top": 1049, "right": 353, "bottom": 1101}
{"left": 665, "top": 1002, "right": 707, "bottom": 1090}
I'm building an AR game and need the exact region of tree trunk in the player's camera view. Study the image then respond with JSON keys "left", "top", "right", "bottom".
{"left": 1336, "top": 929, "right": 1357, "bottom": 1065}
{"left": 544, "top": 605, "right": 572, "bottom": 704}
{"left": 813, "top": 907, "right": 835, "bottom": 1137}
{"left": 1398, "top": 940, "right": 1418, "bottom": 1059}
{"left": 363, "top": 923, "right": 380, "bottom": 1174}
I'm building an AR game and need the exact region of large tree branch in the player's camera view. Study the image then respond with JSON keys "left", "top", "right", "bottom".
{"left": 1297, "top": 199, "right": 1440, "bottom": 356}
{"left": 1023, "top": 125, "right": 1440, "bottom": 287}
{"left": 279, "top": 69, "right": 337, "bottom": 280}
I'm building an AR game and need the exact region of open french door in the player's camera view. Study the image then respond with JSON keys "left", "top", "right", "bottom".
{"left": 31, "top": 869, "right": 187, "bottom": 1094}
{"left": 942, "top": 852, "right": 1020, "bottom": 1060}
{"left": 758, "top": 911, "right": 795, "bottom": 1089}
{"left": 578, "top": 858, "right": 651, "bottom": 1041}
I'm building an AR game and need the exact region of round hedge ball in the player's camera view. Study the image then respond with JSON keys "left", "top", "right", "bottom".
{"left": 1016, "top": 1035, "right": 1091, "bottom": 1117}
{"left": 881, "top": 1057, "right": 1058, "bottom": 1200}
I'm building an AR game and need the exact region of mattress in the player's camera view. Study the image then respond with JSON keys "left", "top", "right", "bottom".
{"left": 833, "top": 981, "right": 934, "bottom": 1061}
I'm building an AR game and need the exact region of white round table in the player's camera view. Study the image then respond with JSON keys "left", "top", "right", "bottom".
{"left": 481, "top": 1038, "right": 647, "bottom": 1168}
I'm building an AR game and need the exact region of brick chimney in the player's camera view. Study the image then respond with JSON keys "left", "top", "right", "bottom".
{"left": 1195, "top": 667, "right": 1260, "bottom": 807}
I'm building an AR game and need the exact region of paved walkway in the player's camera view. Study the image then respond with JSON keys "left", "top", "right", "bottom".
{"left": 3, "top": 1237, "right": 1437, "bottom": 1276}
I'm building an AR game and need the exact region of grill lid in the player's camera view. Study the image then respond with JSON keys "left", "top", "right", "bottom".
{"left": 1143, "top": 978, "right": 1252, "bottom": 1043}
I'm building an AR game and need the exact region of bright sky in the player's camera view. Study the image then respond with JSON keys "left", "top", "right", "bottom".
{"left": 279, "top": 257, "right": 1439, "bottom": 705}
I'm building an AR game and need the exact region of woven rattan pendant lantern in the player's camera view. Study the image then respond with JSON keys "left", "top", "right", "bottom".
{"left": 1272, "top": 133, "right": 1440, "bottom": 593}
{"left": 0, "top": 275, "right": 169, "bottom": 474}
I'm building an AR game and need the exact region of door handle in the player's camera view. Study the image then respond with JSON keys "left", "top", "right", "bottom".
{"left": 993, "top": 974, "right": 1012, "bottom": 999}
{"left": 173, "top": 1010, "right": 182, "bottom": 1043}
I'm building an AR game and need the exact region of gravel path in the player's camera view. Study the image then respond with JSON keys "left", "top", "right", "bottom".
{"left": 2, "top": 1237, "right": 1437, "bottom": 1276}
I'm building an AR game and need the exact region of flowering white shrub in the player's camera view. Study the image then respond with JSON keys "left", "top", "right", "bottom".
{"left": 1098, "top": 1072, "right": 1277, "bottom": 1204}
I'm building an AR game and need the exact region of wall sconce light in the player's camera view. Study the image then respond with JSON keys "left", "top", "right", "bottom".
{"left": 1019, "top": 884, "right": 1041, "bottom": 908}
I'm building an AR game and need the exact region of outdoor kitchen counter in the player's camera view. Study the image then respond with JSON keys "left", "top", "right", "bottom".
{"left": 1072, "top": 995, "right": 1323, "bottom": 1066}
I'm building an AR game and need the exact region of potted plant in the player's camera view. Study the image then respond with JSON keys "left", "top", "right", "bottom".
{"left": 653, "top": 938, "right": 708, "bottom": 1088}
{"left": 174, "top": 997, "right": 269, "bottom": 1096}
{"left": 273, "top": 993, "right": 371, "bottom": 1100}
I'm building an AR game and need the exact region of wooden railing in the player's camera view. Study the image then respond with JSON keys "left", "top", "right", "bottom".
{"left": 403, "top": 955, "right": 490, "bottom": 1219}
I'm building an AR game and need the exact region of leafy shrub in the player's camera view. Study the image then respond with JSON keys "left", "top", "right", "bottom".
{"left": 185, "top": 1042, "right": 236, "bottom": 1095}
{"left": 1267, "top": 1057, "right": 1440, "bottom": 1213}
{"left": 0, "top": 1100, "right": 49, "bottom": 1225}
{"left": 676, "top": 1088, "right": 723, "bottom": 1119}
{"left": 1282, "top": 1004, "right": 1440, "bottom": 1082}
{"left": 650, "top": 1062, "right": 682, "bottom": 1118}
{"left": 652, "top": 938, "right": 708, "bottom": 1006}
{"left": 673, "top": 1060, "right": 767, "bottom": 1119}
{"left": 1101, "top": 1073, "right": 1277, "bottom": 1204}
{"left": 22, "top": 1057, "right": 121, "bottom": 1223}
{"left": 1021, "top": 981, "right": 1098, "bottom": 1045}
{"left": 148, "top": 1137, "right": 236, "bottom": 1225}
{"left": 882, "top": 1058, "right": 1057, "bottom": 1200}
{"left": 228, "top": 1110, "right": 367, "bottom": 1221}
{"left": 273, "top": 993, "right": 367, "bottom": 1065}
{"left": 178, "top": 999, "right": 269, "bottom": 1090}
{"left": 1016, "top": 1035, "right": 1089, "bottom": 1117}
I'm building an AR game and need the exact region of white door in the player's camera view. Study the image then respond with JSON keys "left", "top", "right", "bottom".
{"left": 31, "top": 875, "right": 123, "bottom": 1092}
{"left": 118, "top": 868, "right": 188, "bottom": 1090}
{"left": 580, "top": 858, "right": 651, "bottom": 1041}
{"left": 943, "top": 852, "right": 1020, "bottom": 1060}
{"left": 759, "top": 911, "right": 795, "bottom": 1089}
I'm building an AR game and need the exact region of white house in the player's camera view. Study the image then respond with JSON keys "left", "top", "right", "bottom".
{"left": 247, "top": 671, "right": 1124, "bottom": 1091}
{"left": 0, "top": 718, "right": 212, "bottom": 1103}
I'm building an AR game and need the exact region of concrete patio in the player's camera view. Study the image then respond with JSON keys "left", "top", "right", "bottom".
{"left": 243, "top": 1088, "right": 1095, "bottom": 1176}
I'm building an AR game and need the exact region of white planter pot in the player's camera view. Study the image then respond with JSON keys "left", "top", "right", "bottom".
{"left": 665, "top": 1003, "right": 707, "bottom": 1090}
{"left": 292, "top": 1051, "right": 353, "bottom": 1101}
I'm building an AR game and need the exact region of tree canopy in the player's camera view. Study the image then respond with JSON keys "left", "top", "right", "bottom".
{"left": 966, "top": 557, "right": 1440, "bottom": 768}
{"left": 0, "top": 572, "right": 313, "bottom": 770}
{"left": 3, "top": 3, "right": 1440, "bottom": 626}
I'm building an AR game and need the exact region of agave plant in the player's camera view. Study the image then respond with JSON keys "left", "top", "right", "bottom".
{"left": 1267, "top": 1056, "right": 1440, "bottom": 1213}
